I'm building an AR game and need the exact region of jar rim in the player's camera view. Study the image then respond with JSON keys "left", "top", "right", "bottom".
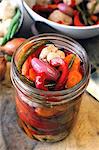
{"left": 11, "top": 33, "right": 90, "bottom": 104}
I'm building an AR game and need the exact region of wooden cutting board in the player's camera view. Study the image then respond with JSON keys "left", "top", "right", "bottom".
{"left": 0, "top": 63, "right": 99, "bottom": 150}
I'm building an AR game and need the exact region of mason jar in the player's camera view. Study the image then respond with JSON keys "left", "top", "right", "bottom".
{"left": 11, "top": 34, "right": 90, "bottom": 142}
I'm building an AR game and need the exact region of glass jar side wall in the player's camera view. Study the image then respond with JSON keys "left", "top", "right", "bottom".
{"left": 16, "top": 91, "right": 82, "bottom": 142}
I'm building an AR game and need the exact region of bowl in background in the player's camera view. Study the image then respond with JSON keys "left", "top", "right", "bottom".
{"left": 23, "top": 0, "right": 99, "bottom": 39}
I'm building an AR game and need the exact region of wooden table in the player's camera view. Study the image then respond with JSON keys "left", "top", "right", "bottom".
{"left": 0, "top": 63, "right": 99, "bottom": 150}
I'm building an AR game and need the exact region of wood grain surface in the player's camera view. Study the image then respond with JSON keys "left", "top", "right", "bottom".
{"left": 0, "top": 63, "right": 99, "bottom": 150}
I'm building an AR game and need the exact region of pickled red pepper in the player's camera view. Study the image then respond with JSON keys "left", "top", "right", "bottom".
{"left": 50, "top": 57, "right": 68, "bottom": 90}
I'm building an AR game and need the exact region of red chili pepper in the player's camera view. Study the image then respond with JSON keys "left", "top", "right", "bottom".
{"left": 29, "top": 68, "right": 36, "bottom": 82}
{"left": 73, "top": 10, "right": 78, "bottom": 16}
{"left": 32, "top": 4, "right": 57, "bottom": 12}
{"left": 69, "top": 0, "right": 76, "bottom": 7}
{"left": 50, "top": 58, "right": 69, "bottom": 90}
{"left": 96, "top": 20, "right": 99, "bottom": 24}
{"left": 16, "top": 97, "right": 65, "bottom": 125}
{"left": 16, "top": 97, "right": 37, "bottom": 119}
{"left": 35, "top": 73, "right": 48, "bottom": 91}
{"left": 17, "top": 107, "right": 60, "bottom": 130}
{"left": 16, "top": 98, "right": 60, "bottom": 130}
{"left": 74, "top": 12, "right": 85, "bottom": 26}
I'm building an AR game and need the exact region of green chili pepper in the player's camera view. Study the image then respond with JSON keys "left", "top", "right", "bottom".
{"left": 76, "top": 5, "right": 88, "bottom": 25}
{"left": 7, "top": 8, "right": 21, "bottom": 41}
{"left": 14, "top": 63, "right": 35, "bottom": 86}
{"left": 68, "top": 54, "right": 76, "bottom": 69}
{"left": 19, "top": 74, "right": 35, "bottom": 87}
{"left": 17, "top": 40, "right": 48, "bottom": 72}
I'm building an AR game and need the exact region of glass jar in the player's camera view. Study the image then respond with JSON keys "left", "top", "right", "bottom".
{"left": 11, "top": 34, "right": 90, "bottom": 142}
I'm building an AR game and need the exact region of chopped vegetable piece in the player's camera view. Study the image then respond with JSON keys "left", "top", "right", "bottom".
{"left": 35, "top": 104, "right": 67, "bottom": 117}
{"left": 29, "top": 68, "right": 36, "bottom": 82}
{"left": 64, "top": 54, "right": 80, "bottom": 71}
{"left": 66, "top": 70, "right": 82, "bottom": 88}
{"left": 50, "top": 57, "right": 69, "bottom": 90}
{"left": 35, "top": 107, "right": 57, "bottom": 117}
{"left": 35, "top": 73, "right": 49, "bottom": 91}
{"left": 48, "top": 10, "right": 73, "bottom": 25}
{"left": 32, "top": 4, "right": 57, "bottom": 12}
